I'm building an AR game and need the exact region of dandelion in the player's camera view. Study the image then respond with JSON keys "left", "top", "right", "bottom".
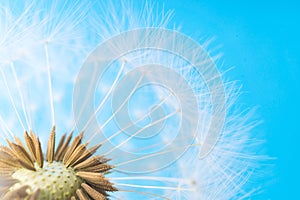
{"left": 0, "top": 0, "right": 267, "bottom": 199}
{"left": 1, "top": 127, "right": 116, "bottom": 199}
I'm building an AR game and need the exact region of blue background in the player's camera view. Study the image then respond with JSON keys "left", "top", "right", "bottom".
{"left": 1, "top": 0, "right": 298, "bottom": 198}
{"left": 163, "top": 0, "right": 299, "bottom": 199}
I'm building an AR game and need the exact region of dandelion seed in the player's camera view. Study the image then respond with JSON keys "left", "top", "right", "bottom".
{"left": 0, "top": 0, "right": 268, "bottom": 199}
{"left": 0, "top": 127, "right": 116, "bottom": 199}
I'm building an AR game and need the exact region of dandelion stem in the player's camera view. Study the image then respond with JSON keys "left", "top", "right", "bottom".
{"left": 114, "top": 141, "right": 200, "bottom": 168}
{"left": 116, "top": 183, "right": 194, "bottom": 192}
{"left": 99, "top": 93, "right": 172, "bottom": 146}
{"left": 87, "top": 72, "right": 144, "bottom": 143}
{"left": 0, "top": 116, "right": 14, "bottom": 139}
{"left": 104, "top": 110, "right": 179, "bottom": 156}
{"left": 10, "top": 62, "right": 31, "bottom": 130}
{"left": 0, "top": 65, "right": 26, "bottom": 130}
{"left": 44, "top": 42, "right": 55, "bottom": 126}
{"left": 113, "top": 189, "right": 170, "bottom": 200}
{"left": 82, "top": 60, "right": 125, "bottom": 132}
{"left": 110, "top": 176, "right": 191, "bottom": 184}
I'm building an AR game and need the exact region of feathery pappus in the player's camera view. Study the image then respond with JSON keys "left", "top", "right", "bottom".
{"left": 0, "top": 0, "right": 268, "bottom": 199}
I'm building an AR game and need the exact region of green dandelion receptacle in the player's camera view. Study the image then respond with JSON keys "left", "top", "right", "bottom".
{"left": 0, "top": 127, "right": 116, "bottom": 199}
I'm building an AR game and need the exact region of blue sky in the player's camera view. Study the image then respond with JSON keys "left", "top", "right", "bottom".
{"left": 162, "top": 0, "right": 300, "bottom": 199}
{"left": 0, "top": 0, "right": 298, "bottom": 198}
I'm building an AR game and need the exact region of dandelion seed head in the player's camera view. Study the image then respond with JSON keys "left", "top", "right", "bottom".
{"left": 0, "top": 0, "right": 268, "bottom": 199}
{"left": 11, "top": 161, "right": 83, "bottom": 199}
{"left": 0, "top": 129, "right": 116, "bottom": 199}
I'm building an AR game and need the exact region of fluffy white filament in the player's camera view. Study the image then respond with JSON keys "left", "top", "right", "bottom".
{"left": 0, "top": 0, "right": 266, "bottom": 199}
